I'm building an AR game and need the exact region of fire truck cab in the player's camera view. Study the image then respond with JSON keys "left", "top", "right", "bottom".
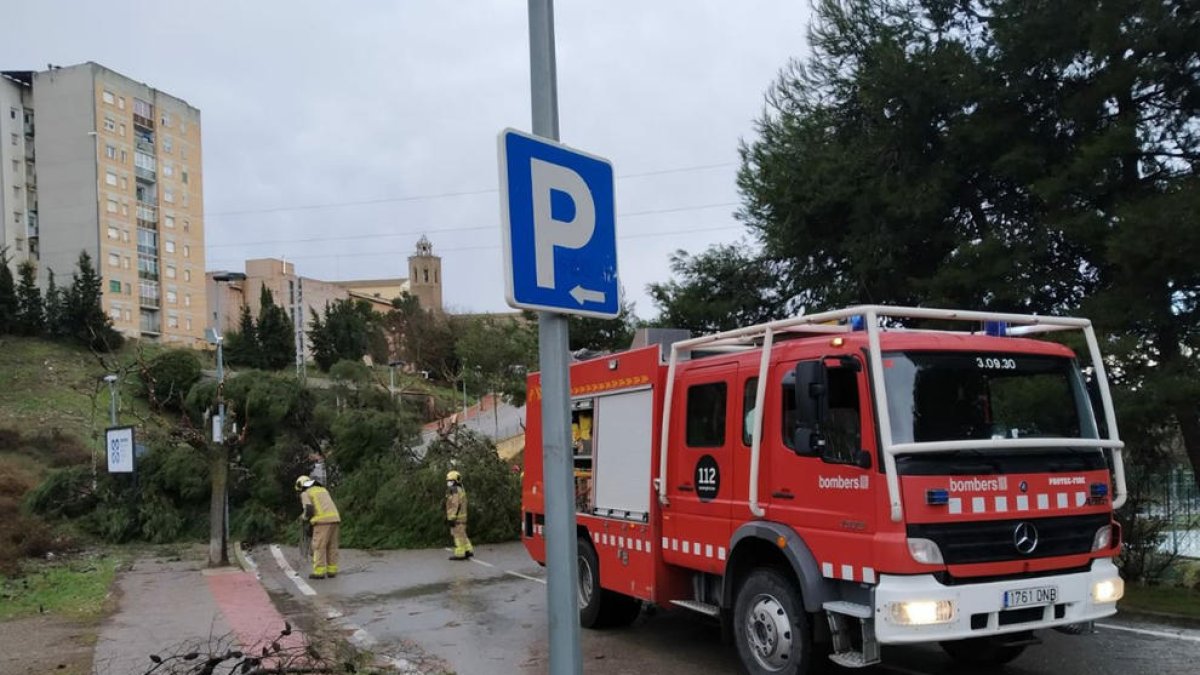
{"left": 522, "top": 305, "right": 1127, "bottom": 674}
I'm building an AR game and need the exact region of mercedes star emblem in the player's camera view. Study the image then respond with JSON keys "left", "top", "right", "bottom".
{"left": 1013, "top": 522, "right": 1039, "bottom": 555}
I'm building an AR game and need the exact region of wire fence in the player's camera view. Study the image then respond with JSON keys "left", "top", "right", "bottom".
{"left": 1135, "top": 468, "right": 1200, "bottom": 559}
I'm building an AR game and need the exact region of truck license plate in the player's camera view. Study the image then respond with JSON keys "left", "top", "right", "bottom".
{"left": 1003, "top": 585, "right": 1058, "bottom": 609}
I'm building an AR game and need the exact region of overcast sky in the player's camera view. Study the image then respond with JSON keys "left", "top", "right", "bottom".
{"left": 3, "top": 1, "right": 811, "bottom": 318}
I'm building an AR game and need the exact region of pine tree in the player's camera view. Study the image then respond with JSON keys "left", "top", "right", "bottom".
{"left": 44, "top": 270, "right": 64, "bottom": 338}
{"left": 255, "top": 285, "right": 295, "bottom": 370}
{"left": 0, "top": 248, "right": 17, "bottom": 335}
{"left": 14, "top": 260, "right": 44, "bottom": 336}
{"left": 63, "top": 251, "right": 123, "bottom": 351}
{"left": 224, "top": 303, "right": 259, "bottom": 368}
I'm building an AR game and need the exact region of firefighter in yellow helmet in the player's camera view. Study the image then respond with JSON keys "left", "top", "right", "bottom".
{"left": 295, "top": 475, "right": 341, "bottom": 579}
{"left": 445, "top": 470, "right": 474, "bottom": 561}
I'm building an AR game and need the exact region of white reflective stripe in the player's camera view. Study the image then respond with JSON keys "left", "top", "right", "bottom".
{"left": 694, "top": 542, "right": 701, "bottom": 555}
{"left": 1016, "top": 495, "right": 1030, "bottom": 511}
{"left": 1038, "top": 494, "right": 1050, "bottom": 509}
{"left": 718, "top": 547, "right": 726, "bottom": 561}
{"left": 671, "top": 539, "right": 679, "bottom": 551}
{"left": 635, "top": 540, "right": 642, "bottom": 552}
{"left": 948, "top": 497, "right": 962, "bottom": 514}
{"left": 619, "top": 536, "right": 626, "bottom": 548}
{"left": 972, "top": 497, "right": 986, "bottom": 513}
{"left": 822, "top": 562, "right": 834, "bottom": 578}
{"left": 1057, "top": 493, "right": 1069, "bottom": 509}
{"left": 1075, "top": 492, "right": 1087, "bottom": 507}
{"left": 705, "top": 544, "right": 714, "bottom": 558}
{"left": 862, "top": 567, "right": 876, "bottom": 584}
{"left": 662, "top": 536, "right": 669, "bottom": 549}
{"left": 593, "top": 532, "right": 600, "bottom": 542}
{"left": 682, "top": 541, "right": 690, "bottom": 554}
{"left": 995, "top": 496, "right": 1008, "bottom": 512}
{"left": 841, "top": 564, "right": 854, "bottom": 581}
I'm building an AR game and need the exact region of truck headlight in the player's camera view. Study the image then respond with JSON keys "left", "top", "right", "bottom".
{"left": 907, "top": 538, "right": 944, "bottom": 565}
{"left": 1091, "top": 525, "right": 1112, "bottom": 551}
{"left": 1093, "top": 578, "right": 1124, "bottom": 603}
{"left": 889, "top": 600, "right": 955, "bottom": 625}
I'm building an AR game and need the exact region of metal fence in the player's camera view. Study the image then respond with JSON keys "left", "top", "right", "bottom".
{"left": 1134, "top": 468, "right": 1200, "bottom": 559}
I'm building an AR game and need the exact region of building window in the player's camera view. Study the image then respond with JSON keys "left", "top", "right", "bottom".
{"left": 183, "top": 244, "right": 190, "bottom": 258}
{"left": 163, "top": 188, "right": 174, "bottom": 204}
{"left": 182, "top": 220, "right": 190, "bottom": 232}
{"left": 8, "top": 107, "right": 15, "bottom": 119}
{"left": 11, "top": 133, "right": 18, "bottom": 146}
{"left": 103, "top": 117, "right": 115, "bottom": 131}
{"left": 106, "top": 171, "right": 117, "bottom": 186}
{"left": 103, "top": 90, "right": 115, "bottom": 104}
{"left": 163, "top": 137, "right": 173, "bottom": 154}
{"left": 166, "top": 264, "right": 176, "bottom": 279}
{"left": 185, "top": 318, "right": 192, "bottom": 331}
{"left": 122, "top": 203, "right": 129, "bottom": 216}
{"left": 123, "top": 256, "right": 131, "bottom": 270}
{"left": 182, "top": 193, "right": 189, "bottom": 208}
{"left": 107, "top": 199, "right": 118, "bottom": 213}
{"left": 121, "top": 176, "right": 128, "bottom": 190}
{"left": 108, "top": 252, "right": 120, "bottom": 267}
{"left": 165, "top": 240, "right": 176, "bottom": 254}
{"left": 161, "top": 112, "right": 171, "bottom": 127}
{"left": 107, "top": 226, "right": 118, "bottom": 240}
{"left": 167, "top": 315, "right": 179, "bottom": 329}
{"left": 163, "top": 163, "right": 173, "bottom": 178}
{"left": 184, "top": 294, "right": 191, "bottom": 307}
{"left": 167, "top": 290, "right": 177, "bottom": 304}
{"left": 119, "top": 123, "right": 126, "bottom": 137}
{"left": 109, "top": 280, "right": 121, "bottom": 293}
{"left": 123, "top": 309, "right": 132, "bottom": 321}
{"left": 118, "top": 97, "right": 125, "bottom": 110}
{"left": 134, "top": 98, "right": 151, "bottom": 117}
{"left": 105, "top": 144, "right": 117, "bottom": 159}
{"left": 183, "top": 270, "right": 191, "bottom": 282}
{"left": 122, "top": 230, "right": 130, "bottom": 242}
{"left": 181, "top": 169, "right": 188, "bottom": 185}
{"left": 13, "top": 211, "right": 21, "bottom": 225}
{"left": 110, "top": 307, "right": 121, "bottom": 321}
{"left": 120, "top": 149, "right": 127, "bottom": 164}
{"left": 165, "top": 215, "right": 175, "bottom": 228}
{"left": 125, "top": 282, "right": 132, "bottom": 295}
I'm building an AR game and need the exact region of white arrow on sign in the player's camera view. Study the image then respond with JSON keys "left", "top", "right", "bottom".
{"left": 569, "top": 285, "right": 606, "bottom": 305}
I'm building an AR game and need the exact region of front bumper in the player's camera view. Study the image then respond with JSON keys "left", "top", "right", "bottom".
{"left": 873, "top": 558, "right": 1120, "bottom": 644}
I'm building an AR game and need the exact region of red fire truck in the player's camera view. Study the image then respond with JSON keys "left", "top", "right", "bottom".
{"left": 521, "top": 305, "right": 1127, "bottom": 674}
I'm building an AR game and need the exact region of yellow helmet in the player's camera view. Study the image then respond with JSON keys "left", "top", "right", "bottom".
{"left": 295, "top": 475, "right": 315, "bottom": 492}
{"left": 446, "top": 470, "right": 462, "bottom": 482}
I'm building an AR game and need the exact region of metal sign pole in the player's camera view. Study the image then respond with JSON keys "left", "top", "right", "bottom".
{"left": 528, "top": 1, "right": 582, "bottom": 673}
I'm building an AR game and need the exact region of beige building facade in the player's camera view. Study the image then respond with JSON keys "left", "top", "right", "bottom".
{"left": 1, "top": 63, "right": 206, "bottom": 345}
{"left": 208, "top": 238, "right": 443, "bottom": 360}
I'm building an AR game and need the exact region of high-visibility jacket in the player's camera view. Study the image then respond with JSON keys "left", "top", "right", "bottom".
{"left": 301, "top": 486, "right": 341, "bottom": 524}
{"left": 446, "top": 486, "right": 468, "bottom": 523}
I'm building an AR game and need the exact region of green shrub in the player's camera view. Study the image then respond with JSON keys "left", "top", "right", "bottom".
{"left": 138, "top": 492, "right": 186, "bottom": 543}
{"left": 140, "top": 349, "right": 203, "bottom": 411}
{"left": 25, "top": 466, "right": 96, "bottom": 519}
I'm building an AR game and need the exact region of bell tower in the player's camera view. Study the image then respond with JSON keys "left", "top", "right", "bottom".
{"left": 407, "top": 235, "right": 442, "bottom": 311}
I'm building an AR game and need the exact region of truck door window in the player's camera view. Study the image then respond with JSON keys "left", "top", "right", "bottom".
{"left": 823, "top": 367, "right": 861, "bottom": 464}
{"left": 686, "top": 382, "right": 727, "bottom": 447}
{"left": 742, "top": 378, "right": 758, "bottom": 446}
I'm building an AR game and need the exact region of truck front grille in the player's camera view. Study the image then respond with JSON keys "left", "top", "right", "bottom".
{"left": 907, "top": 513, "right": 1108, "bottom": 565}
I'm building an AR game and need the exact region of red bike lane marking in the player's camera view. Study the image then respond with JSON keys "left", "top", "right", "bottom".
{"left": 206, "top": 570, "right": 307, "bottom": 655}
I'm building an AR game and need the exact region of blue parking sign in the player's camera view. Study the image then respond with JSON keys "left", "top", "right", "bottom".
{"left": 498, "top": 129, "right": 619, "bottom": 318}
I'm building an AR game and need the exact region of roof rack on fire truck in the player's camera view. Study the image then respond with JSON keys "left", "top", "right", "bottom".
{"left": 655, "top": 305, "right": 1127, "bottom": 523}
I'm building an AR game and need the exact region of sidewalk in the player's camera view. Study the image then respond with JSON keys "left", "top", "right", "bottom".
{"left": 92, "top": 552, "right": 304, "bottom": 675}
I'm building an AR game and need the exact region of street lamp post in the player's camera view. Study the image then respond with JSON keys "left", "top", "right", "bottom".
{"left": 388, "top": 360, "right": 405, "bottom": 400}
{"left": 102, "top": 373, "right": 118, "bottom": 426}
{"left": 208, "top": 271, "right": 246, "bottom": 567}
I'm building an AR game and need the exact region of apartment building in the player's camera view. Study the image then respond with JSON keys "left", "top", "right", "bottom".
{"left": 0, "top": 72, "right": 35, "bottom": 268}
{"left": 0, "top": 63, "right": 205, "bottom": 345}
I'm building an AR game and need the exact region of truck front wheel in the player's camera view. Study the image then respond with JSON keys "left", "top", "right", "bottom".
{"left": 577, "top": 536, "right": 641, "bottom": 628}
{"left": 734, "top": 568, "right": 813, "bottom": 675}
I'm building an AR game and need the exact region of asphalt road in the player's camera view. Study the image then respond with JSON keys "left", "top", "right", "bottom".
{"left": 251, "top": 541, "right": 1199, "bottom": 675}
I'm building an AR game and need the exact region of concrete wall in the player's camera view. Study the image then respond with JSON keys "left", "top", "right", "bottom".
{"left": 31, "top": 64, "right": 98, "bottom": 286}
{"left": 0, "top": 76, "right": 29, "bottom": 271}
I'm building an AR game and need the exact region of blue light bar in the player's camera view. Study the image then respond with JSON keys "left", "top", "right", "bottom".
{"left": 849, "top": 315, "right": 866, "bottom": 331}
{"left": 1090, "top": 482, "right": 1109, "bottom": 498}
{"left": 984, "top": 320, "right": 1008, "bottom": 337}
{"left": 926, "top": 488, "right": 950, "bottom": 506}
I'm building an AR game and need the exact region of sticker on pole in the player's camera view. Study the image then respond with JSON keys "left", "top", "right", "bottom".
{"left": 106, "top": 426, "right": 135, "bottom": 473}
{"left": 498, "top": 128, "right": 619, "bottom": 318}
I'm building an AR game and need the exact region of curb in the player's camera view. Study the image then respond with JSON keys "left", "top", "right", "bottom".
{"left": 231, "top": 541, "right": 259, "bottom": 577}
{"left": 1117, "top": 606, "right": 1200, "bottom": 629}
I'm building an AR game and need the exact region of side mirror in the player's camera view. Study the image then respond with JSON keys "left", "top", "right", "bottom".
{"left": 792, "top": 360, "right": 830, "bottom": 455}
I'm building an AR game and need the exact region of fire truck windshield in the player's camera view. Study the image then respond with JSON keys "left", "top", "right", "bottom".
{"left": 882, "top": 352, "right": 1099, "bottom": 445}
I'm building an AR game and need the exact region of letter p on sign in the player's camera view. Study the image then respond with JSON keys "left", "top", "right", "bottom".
{"left": 499, "top": 129, "right": 619, "bottom": 318}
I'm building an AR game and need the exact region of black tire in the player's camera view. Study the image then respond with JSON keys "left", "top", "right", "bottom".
{"left": 734, "top": 568, "right": 813, "bottom": 675}
{"left": 940, "top": 637, "right": 1027, "bottom": 668}
{"left": 576, "top": 536, "right": 642, "bottom": 629}
{"left": 577, "top": 536, "right": 604, "bottom": 628}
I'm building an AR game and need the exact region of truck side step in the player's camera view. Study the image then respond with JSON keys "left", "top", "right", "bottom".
{"left": 669, "top": 599, "right": 721, "bottom": 617}
{"left": 823, "top": 602, "right": 880, "bottom": 668}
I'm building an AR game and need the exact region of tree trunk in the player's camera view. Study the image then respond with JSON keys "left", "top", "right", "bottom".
{"left": 208, "top": 444, "right": 229, "bottom": 567}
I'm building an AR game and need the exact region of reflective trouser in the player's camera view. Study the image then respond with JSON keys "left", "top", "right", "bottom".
{"left": 451, "top": 522, "right": 473, "bottom": 557}
{"left": 312, "top": 522, "right": 340, "bottom": 576}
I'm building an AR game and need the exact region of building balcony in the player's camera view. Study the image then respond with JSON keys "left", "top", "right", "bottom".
{"left": 135, "top": 137, "right": 154, "bottom": 154}
{"left": 133, "top": 113, "right": 154, "bottom": 130}
{"left": 136, "top": 203, "right": 158, "bottom": 223}
{"left": 135, "top": 166, "right": 157, "bottom": 182}
{"left": 24, "top": 143, "right": 33, "bottom": 160}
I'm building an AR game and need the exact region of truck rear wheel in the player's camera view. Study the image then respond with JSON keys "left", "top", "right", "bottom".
{"left": 940, "top": 636, "right": 1027, "bottom": 668}
{"left": 734, "top": 568, "right": 813, "bottom": 675}
{"left": 577, "top": 536, "right": 641, "bottom": 628}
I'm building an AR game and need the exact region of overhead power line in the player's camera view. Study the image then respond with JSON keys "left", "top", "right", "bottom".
{"left": 205, "top": 161, "right": 736, "bottom": 218}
